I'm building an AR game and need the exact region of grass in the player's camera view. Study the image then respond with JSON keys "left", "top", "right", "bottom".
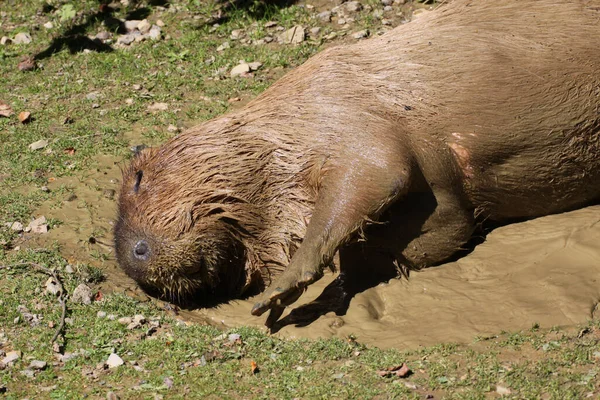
{"left": 1, "top": 0, "right": 599, "bottom": 398}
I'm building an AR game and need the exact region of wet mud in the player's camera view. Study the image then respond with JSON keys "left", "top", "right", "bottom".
{"left": 22, "top": 153, "right": 600, "bottom": 349}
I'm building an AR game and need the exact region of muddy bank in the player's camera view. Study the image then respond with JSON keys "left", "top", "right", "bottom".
{"left": 185, "top": 205, "right": 600, "bottom": 348}
{"left": 24, "top": 162, "right": 600, "bottom": 349}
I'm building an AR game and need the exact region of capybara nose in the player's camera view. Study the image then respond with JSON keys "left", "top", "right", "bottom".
{"left": 133, "top": 240, "right": 150, "bottom": 260}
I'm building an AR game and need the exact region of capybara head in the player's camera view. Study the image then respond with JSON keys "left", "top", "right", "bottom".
{"left": 114, "top": 145, "right": 259, "bottom": 303}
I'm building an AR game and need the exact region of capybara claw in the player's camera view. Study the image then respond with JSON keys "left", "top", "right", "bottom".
{"left": 251, "top": 301, "right": 269, "bottom": 316}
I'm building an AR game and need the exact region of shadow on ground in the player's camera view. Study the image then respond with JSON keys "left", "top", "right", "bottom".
{"left": 33, "top": 0, "right": 169, "bottom": 61}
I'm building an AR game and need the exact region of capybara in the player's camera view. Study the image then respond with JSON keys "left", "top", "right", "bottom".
{"left": 115, "top": 0, "right": 600, "bottom": 327}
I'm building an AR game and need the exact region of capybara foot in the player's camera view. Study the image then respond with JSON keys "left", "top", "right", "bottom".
{"left": 251, "top": 268, "right": 322, "bottom": 326}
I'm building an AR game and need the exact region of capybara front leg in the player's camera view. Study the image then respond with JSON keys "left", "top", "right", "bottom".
{"left": 251, "top": 157, "right": 412, "bottom": 327}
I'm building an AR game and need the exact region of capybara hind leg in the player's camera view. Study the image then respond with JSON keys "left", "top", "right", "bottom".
{"left": 401, "top": 190, "right": 475, "bottom": 268}
{"left": 251, "top": 154, "right": 413, "bottom": 326}
{"left": 400, "top": 147, "right": 475, "bottom": 267}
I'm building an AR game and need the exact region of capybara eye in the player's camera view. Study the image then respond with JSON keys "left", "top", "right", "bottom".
{"left": 134, "top": 170, "right": 143, "bottom": 193}
{"left": 133, "top": 239, "right": 150, "bottom": 260}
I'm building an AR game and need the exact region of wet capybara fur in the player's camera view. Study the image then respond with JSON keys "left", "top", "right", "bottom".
{"left": 115, "top": 0, "right": 600, "bottom": 325}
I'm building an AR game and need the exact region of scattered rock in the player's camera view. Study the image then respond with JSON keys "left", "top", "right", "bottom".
{"left": 96, "top": 31, "right": 111, "bottom": 41}
{"left": 132, "top": 84, "right": 142, "bottom": 90}
{"left": 18, "top": 57, "right": 36, "bottom": 72}
{"left": 124, "top": 20, "right": 141, "bottom": 32}
{"left": 310, "top": 27, "right": 321, "bottom": 36}
{"left": 248, "top": 61, "right": 262, "bottom": 71}
{"left": 59, "top": 352, "right": 78, "bottom": 362}
{"left": 147, "top": 102, "right": 168, "bottom": 112}
{"left": 264, "top": 21, "right": 278, "bottom": 28}
{"left": 217, "top": 42, "right": 230, "bottom": 52}
{"left": 137, "top": 19, "right": 151, "bottom": 34}
{"left": 345, "top": 1, "right": 363, "bottom": 12}
{"left": 17, "top": 305, "right": 42, "bottom": 326}
{"left": 230, "top": 29, "right": 244, "bottom": 40}
{"left": 384, "top": 5, "right": 393, "bottom": 11}
{"left": 352, "top": 29, "right": 369, "bottom": 39}
{"left": 106, "top": 353, "right": 124, "bottom": 369}
{"left": 317, "top": 11, "right": 332, "bottom": 22}
{"left": 381, "top": 0, "right": 393, "bottom": 5}
{"left": 20, "top": 369, "right": 35, "bottom": 378}
{"left": 43, "top": 21, "right": 54, "bottom": 29}
{"left": 230, "top": 63, "right": 251, "bottom": 78}
{"left": 28, "top": 139, "right": 48, "bottom": 150}
{"left": 64, "top": 264, "right": 75, "bottom": 274}
{"left": 45, "top": 277, "right": 61, "bottom": 295}
{"left": 0, "top": 101, "right": 13, "bottom": 117}
{"left": 72, "top": 283, "right": 93, "bottom": 305}
{"left": 279, "top": 25, "right": 305, "bottom": 44}
{"left": 156, "top": 19, "right": 165, "bottom": 27}
{"left": 167, "top": 124, "right": 179, "bottom": 133}
{"left": 148, "top": 26, "right": 161, "bottom": 41}
{"left": 13, "top": 32, "right": 32, "bottom": 45}
{"left": 10, "top": 222, "right": 23, "bottom": 232}
{"left": 118, "top": 317, "right": 133, "bottom": 325}
{"left": 496, "top": 385, "right": 512, "bottom": 396}
{"left": 324, "top": 32, "right": 337, "bottom": 40}
{"left": 0, "top": 36, "right": 11, "bottom": 45}
{"left": 134, "top": 314, "right": 146, "bottom": 324}
{"left": 18, "top": 111, "right": 31, "bottom": 123}
{"left": 41, "top": 186, "right": 50, "bottom": 193}
{"left": 264, "top": 36, "right": 274, "bottom": 43}
{"left": 31, "top": 225, "right": 48, "bottom": 234}
{"left": 29, "top": 215, "right": 48, "bottom": 230}
{"left": 228, "top": 333, "right": 241, "bottom": 343}
{"left": 29, "top": 360, "right": 47, "bottom": 370}
{"left": 2, "top": 350, "right": 21, "bottom": 365}
{"left": 125, "top": 98, "right": 134, "bottom": 105}
{"left": 86, "top": 91, "right": 100, "bottom": 101}
{"left": 382, "top": 18, "right": 392, "bottom": 25}
{"left": 117, "top": 34, "right": 136, "bottom": 45}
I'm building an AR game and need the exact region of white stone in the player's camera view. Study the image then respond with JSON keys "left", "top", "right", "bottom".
{"left": 13, "top": 32, "right": 32, "bottom": 44}
{"left": 28, "top": 139, "right": 49, "bottom": 150}
{"left": 279, "top": 26, "right": 305, "bottom": 44}
{"left": 106, "top": 353, "right": 124, "bottom": 368}
{"left": 137, "top": 19, "right": 151, "bottom": 34}
{"left": 230, "top": 63, "right": 250, "bottom": 77}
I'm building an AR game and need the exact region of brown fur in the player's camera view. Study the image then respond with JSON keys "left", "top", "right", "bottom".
{"left": 115, "top": 0, "right": 600, "bottom": 308}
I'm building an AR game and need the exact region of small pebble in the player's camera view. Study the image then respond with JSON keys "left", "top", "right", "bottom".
{"left": 13, "top": 32, "right": 32, "bottom": 45}
{"left": 72, "top": 284, "right": 93, "bottom": 305}
{"left": 106, "top": 353, "right": 124, "bottom": 369}
{"left": 29, "top": 360, "right": 47, "bottom": 370}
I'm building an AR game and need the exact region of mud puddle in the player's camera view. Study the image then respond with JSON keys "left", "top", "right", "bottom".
{"left": 23, "top": 155, "right": 600, "bottom": 348}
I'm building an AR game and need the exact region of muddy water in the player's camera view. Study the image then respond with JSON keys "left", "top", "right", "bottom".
{"left": 25, "top": 155, "right": 600, "bottom": 349}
